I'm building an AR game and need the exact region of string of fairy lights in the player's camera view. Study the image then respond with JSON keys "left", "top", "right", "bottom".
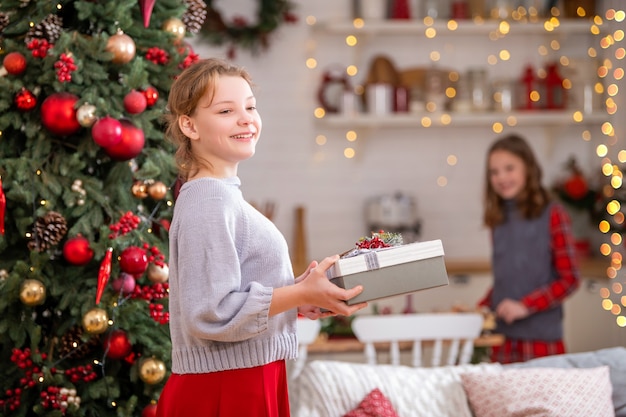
{"left": 306, "top": 4, "right": 626, "bottom": 328}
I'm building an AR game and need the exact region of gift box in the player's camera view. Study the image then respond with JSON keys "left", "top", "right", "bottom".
{"left": 326, "top": 239, "right": 448, "bottom": 305}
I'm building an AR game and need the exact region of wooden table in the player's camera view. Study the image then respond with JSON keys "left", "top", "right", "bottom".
{"left": 445, "top": 257, "right": 610, "bottom": 279}
{"left": 307, "top": 333, "right": 504, "bottom": 354}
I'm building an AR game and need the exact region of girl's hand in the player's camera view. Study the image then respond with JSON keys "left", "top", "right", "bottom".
{"left": 496, "top": 298, "right": 530, "bottom": 324}
{"left": 297, "top": 305, "right": 335, "bottom": 320}
{"left": 297, "top": 255, "right": 368, "bottom": 316}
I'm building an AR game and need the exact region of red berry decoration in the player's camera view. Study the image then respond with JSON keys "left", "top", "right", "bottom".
{"left": 142, "top": 86, "right": 159, "bottom": 107}
{"left": 3, "top": 51, "right": 27, "bottom": 75}
{"left": 54, "top": 52, "right": 77, "bottom": 83}
{"left": 104, "top": 119, "right": 145, "bottom": 161}
{"left": 142, "top": 403, "right": 158, "bottom": 417}
{"left": 103, "top": 329, "right": 132, "bottom": 359}
{"left": 119, "top": 246, "right": 148, "bottom": 276}
{"left": 40, "top": 92, "right": 81, "bottom": 136}
{"left": 123, "top": 90, "right": 148, "bottom": 114}
{"left": 91, "top": 116, "right": 122, "bottom": 148}
{"left": 63, "top": 235, "right": 94, "bottom": 266}
{"left": 15, "top": 88, "right": 37, "bottom": 111}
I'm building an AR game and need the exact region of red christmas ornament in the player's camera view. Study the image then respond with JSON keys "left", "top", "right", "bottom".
{"left": 103, "top": 329, "right": 132, "bottom": 359}
{"left": 142, "top": 86, "right": 159, "bottom": 107}
{"left": 63, "top": 235, "right": 95, "bottom": 266}
{"left": 95, "top": 247, "right": 113, "bottom": 304}
{"left": 92, "top": 116, "right": 123, "bottom": 148}
{"left": 0, "top": 176, "right": 5, "bottom": 235}
{"left": 3, "top": 51, "right": 27, "bottom": 75}
{"left": 123, "top": 90, "right": 148, "bottom": 114}
{"left": 104, "top": 119, "right": 145, "bottom": 161}
{"left": 111, "top": 272, "right": 136, "bottom": 294}
{"left": 564, "top": 174, "right": 588, "bottom": 200}
{"left": 40, "top": 92, "right": 81, "bottom": 136}
{"left": 15, "top": 88, "right": 37, "bottom": 111}
{"left": 119, "top": 246, "right": 148, "bottom": 276}
{"left": 142, "top": 403, "right": 158, "bottom": 417}
{"left": 138, "top": 0, "right": 157, "bottom": 28}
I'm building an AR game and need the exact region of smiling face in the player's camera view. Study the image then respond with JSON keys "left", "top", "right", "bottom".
{"left": 178, "top": 74, "right": 262, "bottom": 178}
{"left": 488, "top": 149, "right": 527, "bottom": 201}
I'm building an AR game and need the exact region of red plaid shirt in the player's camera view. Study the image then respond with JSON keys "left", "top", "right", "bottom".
{"left": 479, "top": 203, "right": 581, "bottom": 363}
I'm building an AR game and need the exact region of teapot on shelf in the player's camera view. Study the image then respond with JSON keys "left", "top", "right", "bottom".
{"left": 364, "top": 192, "right": 421, "bottom": 243}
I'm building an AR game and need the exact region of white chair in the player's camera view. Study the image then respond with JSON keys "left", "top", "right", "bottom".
{"left": 351, "top": 313, "right": 484, "bottom": 367}
{"left": 292, "top": 318, "right": 321, "bottom": 379}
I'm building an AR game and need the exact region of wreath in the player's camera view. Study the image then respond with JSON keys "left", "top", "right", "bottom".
{"left": 200, "top": 0, "right": 298, "bottom": 55}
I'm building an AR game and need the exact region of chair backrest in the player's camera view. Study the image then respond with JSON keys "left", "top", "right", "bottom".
{"left": 292, "top": 318, "right": 321, "bottom": 379}
{"left": 351, "top": 313, "right": 483, "bottom": 367}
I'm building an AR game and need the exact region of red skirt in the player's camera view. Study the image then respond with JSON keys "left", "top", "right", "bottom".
{"left": 156, "top": 360, "right": 291, "bottom": 417}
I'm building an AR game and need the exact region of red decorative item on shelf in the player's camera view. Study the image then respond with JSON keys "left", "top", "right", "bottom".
{"left": 545, "top": 62, "right": 566, "bottom": 109}
{"left": 391, "top": 0, "right": 411, "bottom": 19}
{"left": 103, "top": 329, "right": 132, "bottom": 359}
{"left": 519, "top": 65, "right": 539, "bottom": 110}
{"left": 15, "top": 88, "right": 37, "bottom": 111}
{"left": 92, "top": 116, "right": 123, "bottom": 148}
{"left": 104, "top": 119, "right": 145, "bottom": 161}
{"left": 3, "top": 51, "right": 27, "bottom": 75}
{"left": 40, "top": 92, "right": 81, "bottom": 136}
{"left": 95, "top": 247, "right": 113, "bottom": 304}
{"left": 0, "top": 176, "right": 5, "bottom": 235}
{"left": 119, "top": 246, "right": 149, "bottom": 276}
{"left": 63, "top": 235, "right": 94, "bottom": 266}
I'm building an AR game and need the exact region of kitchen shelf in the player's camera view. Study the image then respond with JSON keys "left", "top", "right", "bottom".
{"left": 311, "top": 18, "right": 598, "bottom": 37}
{"left": 316, "top": 111, "right": 608, "bottom": 129}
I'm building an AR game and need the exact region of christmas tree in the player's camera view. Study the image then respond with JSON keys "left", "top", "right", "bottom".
{"left": 0, "top": 0, "right": 206, "bottom": 415}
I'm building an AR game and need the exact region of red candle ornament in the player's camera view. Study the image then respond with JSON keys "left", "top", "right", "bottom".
{"left": 138, "top": 0, "right": 157, "bottom": 28}
{"left": 95, "top": 247, "right": 113, "bottom": 304}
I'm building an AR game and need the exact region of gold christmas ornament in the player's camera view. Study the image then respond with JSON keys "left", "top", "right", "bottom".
{"left": 82, "top": 307, "right": 109, "bottom": 334}
{"left": 106, "top": 30, "right": 136, "bottom": 64}
{"left": 162, "top": 18, "right": 186, "bottom": 41}
{"left": 147, "top": 263, "right": 169, "bottom": 283}
{"left": 19, "top": 279, "right": 46, "bottom": 306}
{"left": 131, "top": 181, "right": 149, "bottom": 198}
{"left": 139, "top": 357, "right": 166, "bottom": 384}
{"left": 148, "top": 181, "right": 168, "bottom": 200}
{"left": 76, "top": 103, "right": 97, "bottom": 127}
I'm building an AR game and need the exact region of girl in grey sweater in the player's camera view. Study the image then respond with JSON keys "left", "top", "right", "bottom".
{"left": 156, "top": 58, "right": 368, "bottom": 417}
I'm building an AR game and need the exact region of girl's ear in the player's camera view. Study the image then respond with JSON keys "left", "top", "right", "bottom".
{"left": 178, "top": 115, "right": 199, "bottom": 140}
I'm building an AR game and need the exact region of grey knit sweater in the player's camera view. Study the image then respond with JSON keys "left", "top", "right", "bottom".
{"left": 168, "top": 176, "right": 298, "bottom": 374}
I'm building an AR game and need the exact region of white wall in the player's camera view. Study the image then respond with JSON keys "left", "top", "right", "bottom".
{"left": 189, "top": 0, "right": 626, "bottom": 352}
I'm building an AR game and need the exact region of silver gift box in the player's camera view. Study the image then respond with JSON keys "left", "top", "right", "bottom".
{"left": 326, "top": 240, "right": 449, "bottom": 305}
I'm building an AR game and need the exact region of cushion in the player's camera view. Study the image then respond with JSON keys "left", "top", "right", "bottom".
{"left": 505, "top": 346, "right": 626, "bottom": 417}
{"left": 290, "top": 360, "right": 502, "bottom": 417}
{"left": 343, "top": 388, "right": 399, "bottom": 417}
{"left": 461, "top": 366, "right": 614, "bottom": 417}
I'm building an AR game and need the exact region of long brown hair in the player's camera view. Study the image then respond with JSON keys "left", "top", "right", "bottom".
{"left": 164, "top": 58, "right": 254, "bottom": 180}
{"left": 483, "top": 134, "right": 550, "bottom": 228}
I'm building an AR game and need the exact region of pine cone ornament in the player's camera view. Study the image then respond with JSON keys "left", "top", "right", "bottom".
{"left": 28, "top": 211, "right": 68, "bottom": 252}
{"left": 25, "top": 14, "right": 63, "bottom": 44}
{"left": 0, "top": 13, "right": 9, "bottom": 34}
{"left": 182, "top": 0, "right": 207, "bottom": 34}
{"left": 58, "top": 326, "right": 100, "bottom": 359}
